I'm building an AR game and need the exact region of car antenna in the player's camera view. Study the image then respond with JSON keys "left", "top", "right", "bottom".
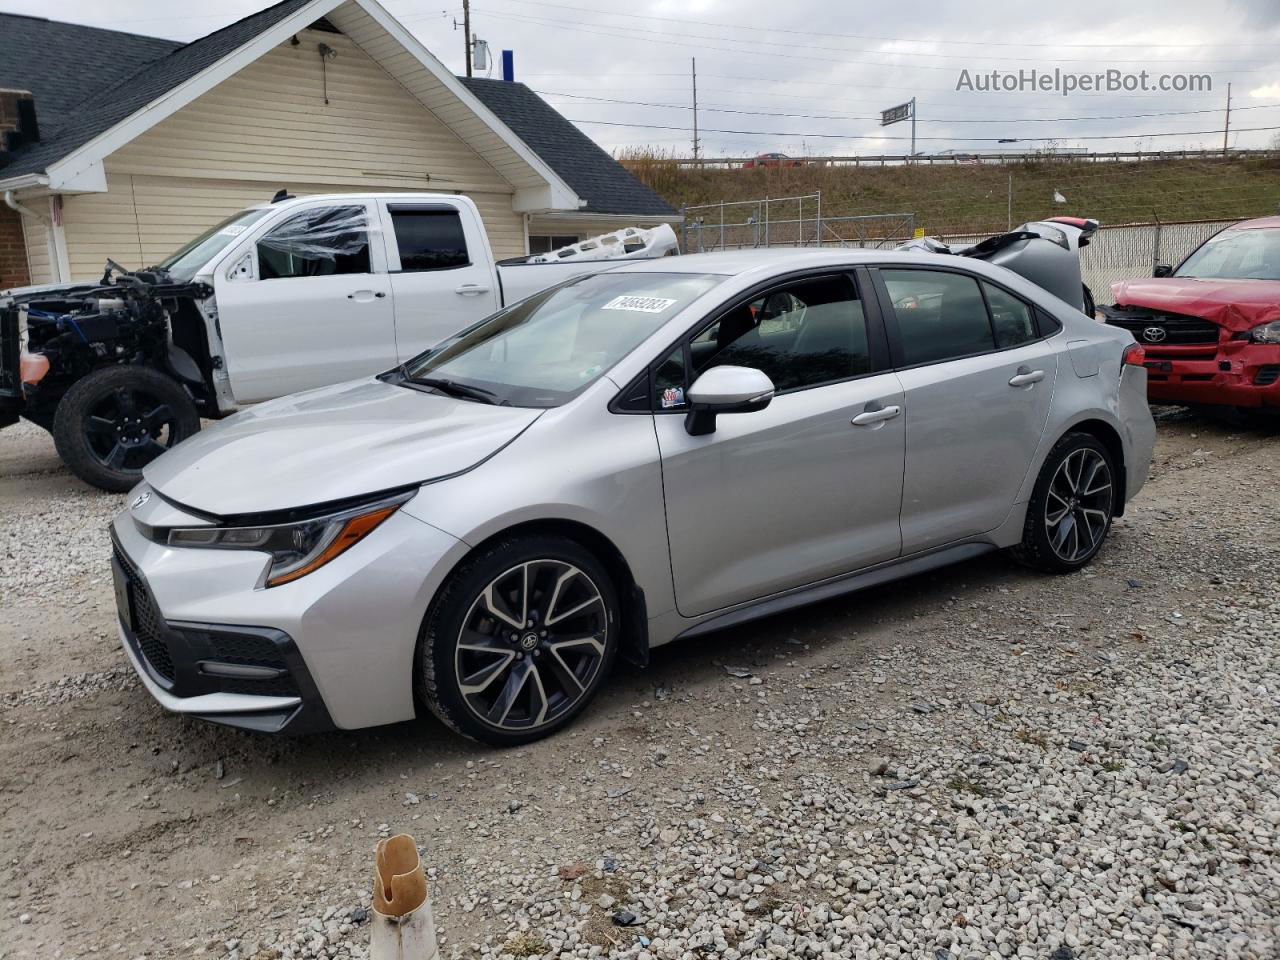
{"left": 271, "top": 188, "right": 295, "bottom": 203}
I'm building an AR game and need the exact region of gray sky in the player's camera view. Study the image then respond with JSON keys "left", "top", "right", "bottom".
{"left": 5, "top": 0, "right": 1280, "bottom": 157}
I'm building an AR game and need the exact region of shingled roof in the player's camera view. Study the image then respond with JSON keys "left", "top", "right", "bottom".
{"left": 461, "top": 78, "right": 676, "bottom": 217}
{"left": 0, "top": 0, "right": 313, "bottom": 179}
{"left": 0, "top": 14, "right": 180, "bottom": 131}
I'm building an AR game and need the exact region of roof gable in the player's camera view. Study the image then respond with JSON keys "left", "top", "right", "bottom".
{"left": 0, "top": 0, "right": 581, "bottom": 213}
{"left": 460, "top": 78, "right": 675, "bottom": 218}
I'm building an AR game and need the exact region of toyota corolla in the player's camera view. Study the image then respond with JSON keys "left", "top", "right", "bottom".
{"left": 110, "top": 250, "right": 1155, "bottom": 745}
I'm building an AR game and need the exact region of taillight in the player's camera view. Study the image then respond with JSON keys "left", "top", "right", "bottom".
{"left": 1122, "top": 343, "right": 1146, "bottom": 367}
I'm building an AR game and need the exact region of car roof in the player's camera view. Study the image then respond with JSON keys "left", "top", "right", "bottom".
{"left": 1225, "top": 216, "right": 1280, "bottom": 231}
{"left": 615, "top": 247, "right": 948, "bottom": 276}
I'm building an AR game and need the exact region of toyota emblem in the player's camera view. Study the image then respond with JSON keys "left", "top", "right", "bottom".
{"left": 1142, "top": 326, "right": 1167, "bottom": 343}
{"left": 130, "top": 490, "right": 151, "bottom": 510}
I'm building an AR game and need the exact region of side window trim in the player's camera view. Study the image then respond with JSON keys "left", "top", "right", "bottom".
{"left": 868, "top": 264, "right": 1056, "bottom": 371}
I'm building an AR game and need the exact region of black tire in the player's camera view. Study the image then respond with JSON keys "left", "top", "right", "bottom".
{"left": 1082, "top": 283, "right": 1096, "bottom": 319}
{"left": 1010, "top": 432, "right": 1117, "bottom": 574}
{"left": 417, "top": 536, "right": 620, "bottom": 746}
{"left": 52, "top": 365, "right": 200, "bottom": 493}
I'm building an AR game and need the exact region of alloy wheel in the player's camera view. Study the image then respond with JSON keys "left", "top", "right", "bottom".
{"left": 454, "top": 560, "right": 608, "bottom": 731}
{"left": 1044, "top": 448, "right": 1113, "bottom": 563}
{"left": 84, "top": 389, "right": 179, "bottom": 471}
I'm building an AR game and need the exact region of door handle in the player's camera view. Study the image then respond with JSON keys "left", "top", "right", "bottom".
{"left": 347, "top": 290, "right": 386, "bottom": 301}
{"left": 455, "top": 284, "right": 491, "bottom": 296}
{"left": 1009, "top": 367, "right": 1046, "bottom": 387}
{"left": 851, "top": 404, "right": 902, "bottom": 426}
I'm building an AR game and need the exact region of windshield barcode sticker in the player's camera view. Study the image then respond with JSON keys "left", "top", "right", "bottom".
{"left": 602, "top": 295, "right": 677, "bottom": 313}
{"left": 219, "top": 225, "right": 249, "bottom": 236}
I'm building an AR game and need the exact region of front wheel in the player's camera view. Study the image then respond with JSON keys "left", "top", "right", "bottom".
{"left": 1010, "top": 432, "right": 1116, "bottom": 573}
{"left": 418, "top": 536, "right": 620, "bottom": 746}
{"left": 52, "top": 365, "right": 200, "bottom": 493}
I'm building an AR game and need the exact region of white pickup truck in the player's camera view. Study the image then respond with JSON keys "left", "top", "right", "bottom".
{"left": 0, "top": 192, "right": 674, "bottom": 490}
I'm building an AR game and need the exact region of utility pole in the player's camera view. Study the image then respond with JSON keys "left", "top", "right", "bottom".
{"left": 463, "top": 0, "right": 473, "bottom": 78}
{"left": 691, "top": 58, "right": 700, "bottom": 161}
{"left": 1222, "top": 82, "right": 1232, "bottom": 157}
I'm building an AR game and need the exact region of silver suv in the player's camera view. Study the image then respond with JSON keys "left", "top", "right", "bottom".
{"left": 110, "top": 249, "right": 1155, "bottom": 744}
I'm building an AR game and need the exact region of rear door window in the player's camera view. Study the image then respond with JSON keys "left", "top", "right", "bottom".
{"left": 982, "top": 282, "right": 1037, "bottom": 348}
{"left": 880, "top": 269, "right": 995, "bottom": 365}
{"left": 389, "top": 207, "right": 470, "bottom": 271}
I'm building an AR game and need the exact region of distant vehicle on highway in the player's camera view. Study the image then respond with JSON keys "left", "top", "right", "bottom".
{"left": 110, "top": 247, "right": 1153, "bottom": 745}
{"left": 1100, "top": 216, "right": 1280, "bottom": 415}
{"left": 742, "top": 152, "right": 803, "bottom": 169}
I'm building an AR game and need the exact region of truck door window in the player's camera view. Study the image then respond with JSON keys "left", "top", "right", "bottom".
{"left": 257, "top": 205, "right": 371, "bottom": 280}
{"left": 388, "top": 207, "right": 470, "bottom": 271}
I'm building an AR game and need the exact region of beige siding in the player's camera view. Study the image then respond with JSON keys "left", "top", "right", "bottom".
{"left": 467, "top": 192, "right": 526, "bottom": 260}
{"left": 22, "top": 210, "right": 52, "bottom": 285}
{"left": 109, "top": 28, "right": 512, "bottom": 193}
{"left": 59, "top": 27, "right": 524, "bottom": 278}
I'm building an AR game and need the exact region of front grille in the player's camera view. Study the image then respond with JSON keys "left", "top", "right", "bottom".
{"left": 113, "top": 545, "right": 175, "bottom": 683}
{"left": 1102, "top": 308, "right": 1221, "bottom": 346}
{"left": 201, "top": 631, "right": 299, "bottom": 698}
{"left": 1255, "top": 365, "right": 1280, "bottom": 386}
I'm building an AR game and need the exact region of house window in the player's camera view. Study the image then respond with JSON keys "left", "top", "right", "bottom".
{"left": 529, "top": 234, "right": 580, "bottom": 255}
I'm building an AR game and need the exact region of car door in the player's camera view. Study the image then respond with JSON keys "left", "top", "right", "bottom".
{"left": 213, "top": 201, "right": 395, "bottom": 403}
{"left": 650, "top": 271, "right": 906, "bottom": 618}
{"left": 377, "top": 200, "right": 500, "bottom": 361}
{"left": 871, "top": 266, "right": 1060, "bottom": 554}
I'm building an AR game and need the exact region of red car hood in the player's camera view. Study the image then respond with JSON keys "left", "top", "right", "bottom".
{"left": 1110, "top": 277, "right": 1280, "bottom": 332}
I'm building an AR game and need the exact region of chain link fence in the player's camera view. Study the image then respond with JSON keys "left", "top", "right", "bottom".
{"left": 680, "top": 194, "right": 914, "bottom": 252}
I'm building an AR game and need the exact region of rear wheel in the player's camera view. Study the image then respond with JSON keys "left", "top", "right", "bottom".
{"left": 418, "top": 536, "right": 620, "bottom": 746}
{"left": 1010, "top": 432, "right": 1116, "bottom": 573}
{"left": 53, "top": 365, "right": 200, "bottom": 492}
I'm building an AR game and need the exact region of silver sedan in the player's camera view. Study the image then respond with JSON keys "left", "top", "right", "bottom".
{"left": 110, "top": 249, "right": 1155, "bottom": 744}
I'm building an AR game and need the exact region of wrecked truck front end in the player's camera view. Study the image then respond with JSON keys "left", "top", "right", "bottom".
{"left": 0, "top": 269, "right": 218, "bottom": 491}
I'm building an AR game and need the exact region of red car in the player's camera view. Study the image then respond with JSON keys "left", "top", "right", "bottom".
{"left": 1100, "top": 216, "right": 1280, "bottom": 412}
{"left": 742, "top": 152, "right": 803, "bottom": 169}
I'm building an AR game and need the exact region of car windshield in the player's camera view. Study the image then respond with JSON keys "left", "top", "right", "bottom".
{"left": 156, "top": 207, "right": 274, "bottom": 280}
{"left": 1175, "top": 227, "right": 1280, "bottom": 281}
{"left": 395, "top": 271, "right": 722, "bottom": 407}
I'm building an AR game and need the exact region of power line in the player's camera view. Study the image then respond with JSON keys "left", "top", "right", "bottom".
{"left": 571, "top": 119, "right": 1280, "bottom": 143}
{"left": 538, "top": 89, "right": 1280, "bottom": 124}
{"left": 461, "top": 0, "right": 1273, "bottom": 52}
{"left": 476, "top": 9, "right": 1278, "bottom": 76}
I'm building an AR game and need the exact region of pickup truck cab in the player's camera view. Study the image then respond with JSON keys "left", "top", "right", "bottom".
{"left": 0, "top": 192, "right": 673, "bottom": 490}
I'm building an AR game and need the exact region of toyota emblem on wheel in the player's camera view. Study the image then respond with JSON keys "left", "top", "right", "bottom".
{"left": 1142, "top": 326, "right": 1167, "bottom": 343}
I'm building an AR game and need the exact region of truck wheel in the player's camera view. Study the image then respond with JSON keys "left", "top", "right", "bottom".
{"left": 53, "top": 366, "right": 200, "bottom": 493}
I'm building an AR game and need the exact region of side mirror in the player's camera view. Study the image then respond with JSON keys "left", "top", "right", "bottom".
{"left": 684, "top": 365, "right": 775, "bottom": 436}
{"left": 1153, "top": 263, "right": 1173, "bottom": 278}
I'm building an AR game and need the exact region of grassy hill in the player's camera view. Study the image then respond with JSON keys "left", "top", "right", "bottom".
{"left": 620, "top": 152, "right": 1280, "bottom": 237}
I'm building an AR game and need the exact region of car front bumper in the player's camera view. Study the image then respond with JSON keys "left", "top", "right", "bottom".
{"left": 1141, "top": 340, "right": 1280, "bottom": 408}
{"left": 109, "top": 487, "right": 468, "bottom": 732}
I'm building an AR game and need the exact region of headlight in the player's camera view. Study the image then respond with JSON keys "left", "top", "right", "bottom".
{"left": 167, "top": 490, "right": 414, "bottom": 587}
{"left": 1249, "top": 320, "right": 1280, "bottom": 344}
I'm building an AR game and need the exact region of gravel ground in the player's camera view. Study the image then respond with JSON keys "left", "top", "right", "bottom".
{"left": 1, "top": 411, "right": 1278, "bottom": 959}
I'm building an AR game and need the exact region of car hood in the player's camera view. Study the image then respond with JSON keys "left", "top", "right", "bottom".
{"left": 144, "top": 378, "right": 541, "bottom": 516}
{"left": 1109, "top": 277, "right": 1280, "bottom": 331}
